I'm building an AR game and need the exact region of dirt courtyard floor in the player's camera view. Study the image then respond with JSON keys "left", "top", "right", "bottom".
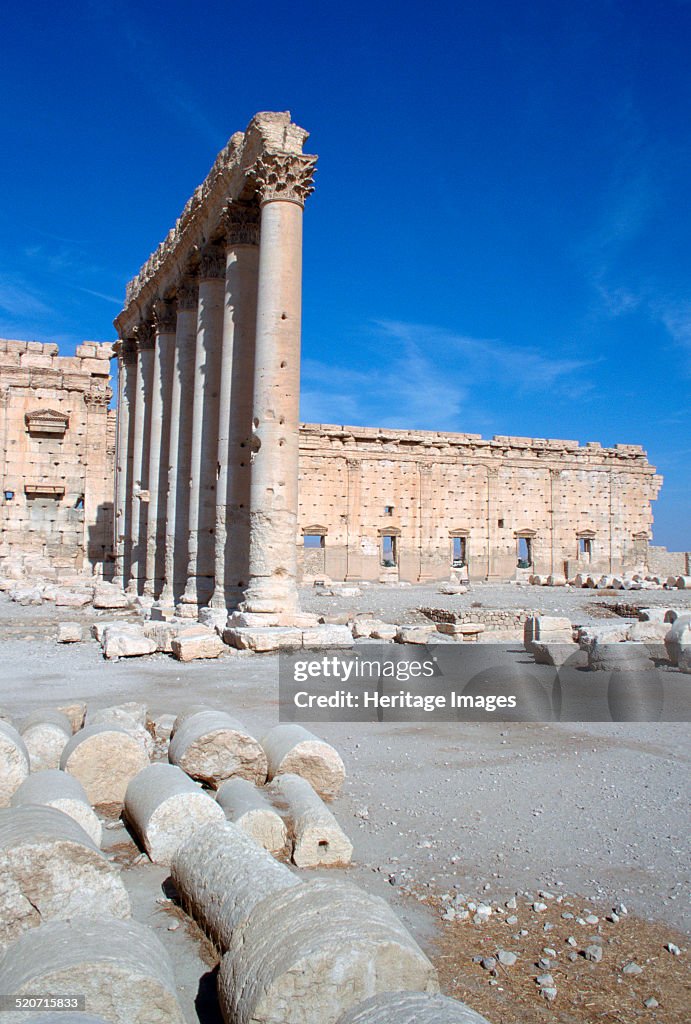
{"left": 0, "top": 581, "right": 688, "bottom": 1022}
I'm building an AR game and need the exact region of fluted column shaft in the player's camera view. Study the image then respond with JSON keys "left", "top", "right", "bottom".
{"left": 144, "top": 300, "right": 176, "bottom": 597}
{"left": 178, "top": 250, "right": 225, "bottom": 614}
{"left": 210, "top": 205, "right": 260, "bottom": 611}
{"left": 113, "top": 340, "right": 136, "bottom": 588}
{"left": 159, "top": 279, "right": 198, "bottom": 608}
{"left": 240, "top": 154, "right": 315, "bottom": 616}
{"left": 127, "top": 325, "right": 154, "bottom": 594}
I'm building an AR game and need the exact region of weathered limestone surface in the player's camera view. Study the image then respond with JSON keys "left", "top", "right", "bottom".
{"left": 215, "top": 777, "right": 287, "bottom": 856}
{"left": 170, "top": 820, "right": 300, "bottom": 950}
{"left": 0, "top": 340, "right": 114, "bottom": 580}
{"left": 261, "top": 723, "right": 345, "bottom": 799}
{"left": 267, "top": 773, "right": 352, "bottom": 868}
{"left": 124, "top": 763, "right": 225, "bottom": 865}
{"left": 170, "top": 624, "right": 224, "bottom": 661}
{"left": 168, "top": 709, "right": 266, "bottom": 787}
{"left": 588, "top": 642, "right": 655, "bottom": 672}
{"left": 19, "top": 709, "right": 72, "bottom": 771}
{"left": 0, "top": 917, "right": 184, "bottom": 1024}
{"left": 0, "top": 806, "right": 130, "bottom": 950}
{"left": 217, "top": 879, "right": 439, "bottom": 1024}
{"left": 87, "top": 704, "right": 153, "bottom": 756}
{"left": 101, "top": 623, "right": 157, "bottom": 659}
{"left": 10, "top": 769, "right": 102, "bottom": 846}
{"left": 665, "top": 615, "right": 691, "bottom": 666}
{"left": 335, "top": 993, "right": 491, "bottom": 1024}
{"left": 56, "top": 621, "right": 82, "bottom": 643}
{"left": 60, "top": 723, "right": 149, "bottom": 809}
{"left": 0, "top": 721, "right": 30, "bottom": 806}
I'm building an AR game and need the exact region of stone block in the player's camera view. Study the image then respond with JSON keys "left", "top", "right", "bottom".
{"left": 336, "top": 992, "right": 491, "bottom": 1024}
{"left": 124, "top": 763, "right": 225, "bottom": 866}
{"left": 267, "top": 772, "right": 353, "bottom": 868}
{"left": 171, "top": 820, "right": 300, "bottom": 949}
{"left": 19, "top": 709, "right": 72, "bottom": 771}
{"left": 215, "top": 777, "right": 288, "bottom": 857}
{"left": 395, "top": 625, "right": 436, "bottom": 645}
{"left": 0, "top": 806, "right": 130, "bottom": 951}
{"left": 171, "top": 625, "right": 224, "bottom": 661}
{"left": 301, "top": 624, "right": 355, "bottom": 648}
{"left": 86, "top": 704, "right": 154, "bottom": 757}
{"left": 531, "top": 642, "right": 585, "bottom": 667}
{"left": 0, "top": 917, "right": 185, "bottom": 1024}
{"left": 0, "top": 722, "right": 30, "bottom": 807}
{"left": 57, "top": 621, "right": 82, "bottom": 643}
{"left": 587, "top": 641, "right": 655, "bottom": 672}
{"left": 664, "top": 615, "right": 691, "bottom": 666}
{"left": 168, "top": 708, "right": 267, "bottom": 788}
{"left": 261, "top": 723, "right": 346, "bottom": 800}
{"left": 10, "top": 769, "right": 102, "bottom": 846}
{"left": 223, "top": 626, "right": 304, "bottom": 651}
{"left": 60, "top": 723, "right": 149, "bottom": 811}
{"left": 218, "top": 879, "right": 438, "bottom": 1024}
{"left": 101, "top": 623, "right": 157, "bottom": 659}
{"left": 92, "top": 583, "right": 129, "bottom": 608}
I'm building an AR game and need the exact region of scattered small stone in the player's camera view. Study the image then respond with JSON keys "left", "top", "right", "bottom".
{"left": 519, "top": 929, "right": 529, "bottom": 937}
{"left": 543, "top": 947, "right": 557, "bottom": 957}
{"left": 497, "top": 950, "right": 517, "bottom": 966}
{"left": 541, "top": 987, "right": 558, "bottom": 1002}
{"left": 505, "top": 896, "right": 517, "bottom": 910}
{"left": 623, "top": 962, "right": 643, "bottom": 975}
{"left": 643, "top": 997, "right": 659, "bottom": 1009}
{"left": 481, "top": 957, "right": 497, "bottom": 971}
{"left": 533, "top": 901, "right": 547, "bottom": 912}
{"left": 608, "top": 912, "right": 620, "bottom": 923}
{"left": 616, "top": 903, "right": 628, "bottom": 916}
{"left": 536, "top": 973, "right": 554, "bottom": 986}
{"left": 561, "top": 911, "right": 574, "bottom": 919}
{"left": 167, "top": 921, "right": 180, "bottom": 931}
{"left": 538, "top": 958, "right": 551, "bottom": 969}
{"left": 568, "top": 951, "right": 579, "bottom": 962}
{"left": 666, "top": 942, "right": 681, "bottom": 956}
{"left": 585, "top": 914, "right": 599, "bottom": 925}
{"left": 567, "top": 936, "right": 577, "bottom": 946}
{"left": 585, "top": 945, "right": 603, "bottom": 963}
{"left": 506, "top": 915, "right": 518, "bottom": 925}
{"left": 543, "top": 922, "right": 554, "bottom": 932}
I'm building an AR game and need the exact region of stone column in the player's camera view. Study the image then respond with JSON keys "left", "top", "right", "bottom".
{"left": 177, "top": 248, "right": 225, "bottom": 615}
{"left": 344, "top": 458, "right": 362, "bottom": 581}
{"left": 143, "top": 300, "right": 176, "bottom": 597}
{"left": 209, "top": 203, "right": 260, "bottom": 611}
{"left": 113, "top": 339, "right": 136, "bottom": 588}
{"left": 158, "top": 277, "right": 198, "bottom": 609}
{"left": 127, "top": 323, "right": 154, "bottom": 595}
{"left": 240, "top": 153, "right": 316, "bottom": 617}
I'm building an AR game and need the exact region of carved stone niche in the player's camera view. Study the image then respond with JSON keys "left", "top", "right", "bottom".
{"left": 25, "top": 484, "right": 65, "bottom": 498}
{"left": 25, "top": 408, "right": 69, "bottom": 437}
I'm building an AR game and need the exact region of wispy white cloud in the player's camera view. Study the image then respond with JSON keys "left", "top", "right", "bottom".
{"left": 656, "top": 302, "right": 691, "bottom": 373}
{"left": 301, "top": 320, "right": 595, "bottom": 430}
{"left": 0, "top": 280, "right": 55, "bottom": 320}
{"left": 73, "top": 286, "right": 122, "bottom": 306}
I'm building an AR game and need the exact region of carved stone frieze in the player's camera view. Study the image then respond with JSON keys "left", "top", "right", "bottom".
{"left": 152, "top": 298, "right": 177, "bottom": 335}
{"left": 198, "top": 244, "right": 226, "bottom": 280}
{"left": 222, "top": 201, "right": 260, "bottom": 247}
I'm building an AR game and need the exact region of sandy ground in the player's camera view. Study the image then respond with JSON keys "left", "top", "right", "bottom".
{"left": 0, "top": 583, "right": 688, "bottom": 1023}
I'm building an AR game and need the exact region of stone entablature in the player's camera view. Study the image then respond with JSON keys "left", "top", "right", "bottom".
{"left": 0, "top": 340, "right": 115, "bottom": 577}
{"left": 297, "top": 423, "right": 662, "bottom": 583}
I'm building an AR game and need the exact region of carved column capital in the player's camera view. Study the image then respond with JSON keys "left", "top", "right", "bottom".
{"left": 133, "top": 321, "right": 155, "bottom": 351}
{"left": 84, "top": 388, "right": 111, "bottom": 407}
{"left": 253, "top": 152, "right": 317, "bottom": 207}
{"left": 222, "top": 201, "right": 260, "bottom": 246}
{"left": 152, "top": 297, "right": 176, "bottom": 335}
{"left": 176, "top": 275, "right": 199, "bottom": 311}
{"left": 198, "top": 244, "right": 226, "bottom": 280}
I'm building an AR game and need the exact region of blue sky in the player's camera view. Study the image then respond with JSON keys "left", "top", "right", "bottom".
{"left": 1, "top": 1, "right": 689, "bottom": 548}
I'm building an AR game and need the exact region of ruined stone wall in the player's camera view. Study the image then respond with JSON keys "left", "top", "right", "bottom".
{"left": 297, "top": 424, "right": 662, "bottom": 583}
{"left": 646, "top": 545, "right": 690, "bottom": 577}
{"left": 0, "top": 340, "right": 114, "bottom": 578}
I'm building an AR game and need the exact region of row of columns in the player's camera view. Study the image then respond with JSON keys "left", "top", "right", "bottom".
{"left": 113, "top": 153, "right": 315, "bottom": 619}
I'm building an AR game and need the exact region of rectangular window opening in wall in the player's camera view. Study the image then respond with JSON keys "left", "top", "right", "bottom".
{"left": 381, "top": 534, "right": 397, "bottom": 567}
{"left": 498, "top": 518, "right": 504, "bottom": 528}
{"left": 579, "top": 537, "right": 593, "bottom": 561}
{"left": 303, "top": 534, "right": 325, "bottom": 550}
{"left": 517, "top": 536, "right": 532, "bottom": 568}
{"left": 384, "top": 505, "right": 394, "bottom": 516}
{"left": 452, "top": 536, "right": 467, "bottom": 567}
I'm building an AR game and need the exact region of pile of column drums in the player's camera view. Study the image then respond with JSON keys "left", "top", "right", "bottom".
{"left": 0, "top": 704, "right": 491, "bottom": 1024}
